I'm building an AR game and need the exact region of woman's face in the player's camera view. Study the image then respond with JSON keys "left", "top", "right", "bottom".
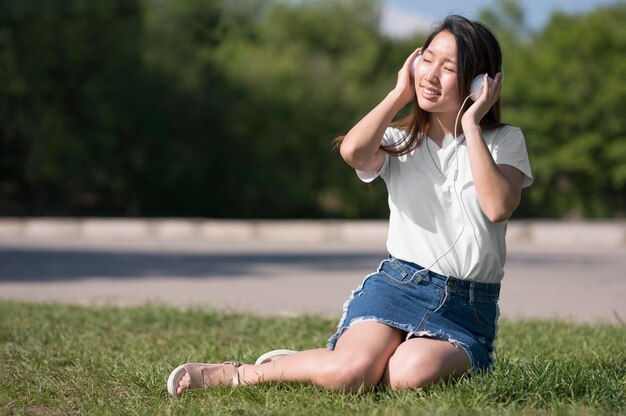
{"left": 414, "top": 30, "right": 462, "bottom": 115}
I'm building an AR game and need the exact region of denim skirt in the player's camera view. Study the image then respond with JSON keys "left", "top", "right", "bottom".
{"left": 327, "top": 256, "right": 501, "bottom": 370}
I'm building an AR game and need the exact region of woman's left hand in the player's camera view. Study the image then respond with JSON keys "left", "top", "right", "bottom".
{"left": 461, "top": 72, "right": 503, "bottom": 127}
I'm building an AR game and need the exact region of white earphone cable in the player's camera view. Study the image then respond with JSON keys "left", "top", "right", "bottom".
{"left": 423, "top": 94, "right": 476, "bottom": 272}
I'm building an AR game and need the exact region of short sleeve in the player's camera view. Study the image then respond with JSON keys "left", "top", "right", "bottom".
{"left": 355, "top": 127, "right": 405, "bottom": 183}
{"left": 491, "top": 126, "right": 534, "bottom": 188}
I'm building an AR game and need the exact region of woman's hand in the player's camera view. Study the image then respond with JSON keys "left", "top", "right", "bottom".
{"left": 461, "top": 72, "right": 503, "bottom": 128}
{"left": 339, "top": 48, "right": 423, "bottom": 172}
{"left": 392, "top": 48, "right": 422, "bottom": 106}
{"left": 461, "top": 71, "right": 523, "bottom": 223}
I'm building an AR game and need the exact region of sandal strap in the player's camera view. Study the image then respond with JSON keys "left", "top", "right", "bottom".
{"left": 184, "top": 362, "right": 242, "bottom": 388}
{"left": 184, "top": 364, "right": 206, "bottom": 389}
{"left": 224, "top": 361, "right": 242, "bottom": 386}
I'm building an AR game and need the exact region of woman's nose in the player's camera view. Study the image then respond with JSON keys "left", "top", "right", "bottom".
{"left": 423, "top": 67, "right": 439, "bottom": 84}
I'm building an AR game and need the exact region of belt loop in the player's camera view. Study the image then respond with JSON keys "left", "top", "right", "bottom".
{"left": 469, "top": 282, "right": 475, "bottom": 305}
{"left": 412, "top": 268, "right": 428, "bottom": 283}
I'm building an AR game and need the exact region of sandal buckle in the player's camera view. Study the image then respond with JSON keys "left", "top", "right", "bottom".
{"left": 224, "top": 361, "right": 242, "bottom": 386}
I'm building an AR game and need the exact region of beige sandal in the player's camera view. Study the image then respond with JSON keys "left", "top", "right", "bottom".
{"left": 167, "top": 361, "right": 242, "bottom": 396}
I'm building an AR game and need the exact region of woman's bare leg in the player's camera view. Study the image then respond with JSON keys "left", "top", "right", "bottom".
{"left": 176, "top": 321, "right": 404, "bottom": 394}
{"left": 382, "top": 337, "right": 471, "bottom": 390}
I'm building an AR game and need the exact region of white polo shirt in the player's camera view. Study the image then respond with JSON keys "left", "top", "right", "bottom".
{"left": 357, "top": 125, "right": 533, "bottom": 283}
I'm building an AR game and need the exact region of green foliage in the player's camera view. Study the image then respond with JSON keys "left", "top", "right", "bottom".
{"left": 502, "top": 3, "right": 626, "bottom": 217}
{"left": 1, "top": 302, "right": 624, "bottom": 414}
{"left": 0, "top": 0, "right": 624, "bottom": 217}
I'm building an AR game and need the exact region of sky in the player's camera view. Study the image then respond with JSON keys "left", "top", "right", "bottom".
{"left": 381, "top": 0, "right": 623, "bottom": 37}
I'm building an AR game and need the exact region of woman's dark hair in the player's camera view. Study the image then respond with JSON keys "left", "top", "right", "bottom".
{"left": 335, "top": 15, "right": 504, "bottom": 155}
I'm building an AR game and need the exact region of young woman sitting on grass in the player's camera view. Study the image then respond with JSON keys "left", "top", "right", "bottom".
{"left": 167, "top": 14, "right": 533, "bottom": 396}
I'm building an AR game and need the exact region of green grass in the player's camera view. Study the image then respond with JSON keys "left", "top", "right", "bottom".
{"left": 1, "top": 301, "right": 624, "bottom": 415}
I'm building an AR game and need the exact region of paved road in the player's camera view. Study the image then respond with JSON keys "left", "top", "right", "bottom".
{"left": 0, "top": 239, "right": 624, "bottom": 325}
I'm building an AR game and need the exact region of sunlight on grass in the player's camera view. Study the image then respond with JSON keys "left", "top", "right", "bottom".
{"left": 1, "top": 301, "right": 624, "bottom": 415}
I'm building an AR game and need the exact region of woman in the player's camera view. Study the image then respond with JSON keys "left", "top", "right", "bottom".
{"left": 168, "top": 14, "right": 532, "bottom": 395}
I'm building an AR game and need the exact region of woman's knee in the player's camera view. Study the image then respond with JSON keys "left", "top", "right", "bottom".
{"left": 320, "top": 322, "right": 403, "bottom": 391}
{"left": 386, "top": 341, "right": 470, "bottom": 390}
{"left": 314, "top": 353, "right": 384, "bottom": 391}
{"left": 387, "top": 350, "right": 438, "bottom": 389}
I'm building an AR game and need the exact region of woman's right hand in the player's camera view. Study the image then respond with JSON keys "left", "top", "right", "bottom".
{"left": 392, "top": 47, "right": 422, "bottom": 106}
{"left": 338, "top": 47, "right": 423, "bottom": 172}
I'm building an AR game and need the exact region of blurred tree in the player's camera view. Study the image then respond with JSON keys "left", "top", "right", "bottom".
{"left": 136, "top": 0, "right": 264, "bottom": 216}
{"left": 480, "top": 0, "right": 529, "bottom": 39}
{"left": 0, "top": 0, "right": 153, "bottom": 215}
{"left": 504, "top": 3, "right": 626, "bottom": 217}
{"left": 142, "top": 0, "right": 401, "bottom": 218}
{"left": 0, "top": 0, "right": 624, "bottom": 218}
{"left": 210, "top": 0, "right": 396, "bottom": 218}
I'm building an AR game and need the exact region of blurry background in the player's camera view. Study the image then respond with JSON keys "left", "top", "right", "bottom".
{"left": 1, "top": 0, "right": 624, "bottom": 220}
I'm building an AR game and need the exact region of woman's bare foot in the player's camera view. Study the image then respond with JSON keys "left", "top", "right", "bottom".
{"left": 176, "top": 372, "right": 191, "bottom": 395}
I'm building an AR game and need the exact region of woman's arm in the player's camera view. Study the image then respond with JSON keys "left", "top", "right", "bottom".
{"left": 340, "top": 49, "right": 422, "bottom": 173}
{"left": 462, "top": 73, "right": 525, "bottom": 223}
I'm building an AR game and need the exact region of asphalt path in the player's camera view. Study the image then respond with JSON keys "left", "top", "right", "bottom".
{"left": 0, "top": 239, "right": 624, "bottom": 325}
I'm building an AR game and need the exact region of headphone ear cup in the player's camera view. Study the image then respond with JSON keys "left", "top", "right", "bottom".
{"left": 411, "top": 53, "right": 421, "bottom": 78}
{"left": 470, "top": 74, "right": 494, "bottom": 101}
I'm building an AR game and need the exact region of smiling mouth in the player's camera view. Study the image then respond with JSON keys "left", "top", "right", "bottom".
{"left": 422, "top": 86, "right": 441, "bottom": 96}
